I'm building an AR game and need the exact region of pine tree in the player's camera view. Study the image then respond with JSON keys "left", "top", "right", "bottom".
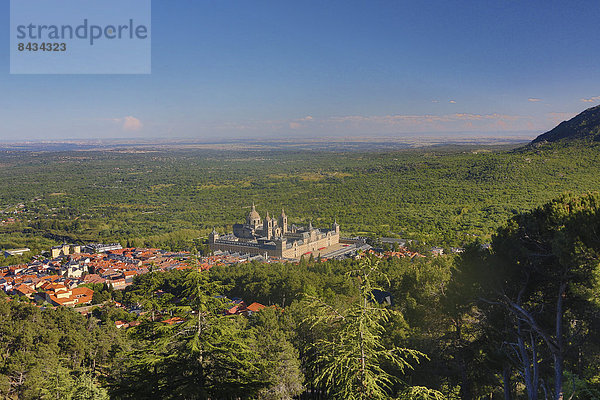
{"left": 251, "top": 307, "right": 304, "bottom": 400}
{"left": 461, "top": 193, "right": 600, "bottom": 400}
{"left": 303, "top": 256, "right": 442, "bottom": 399}
{"left": 110, "top": 269, "right": 270, "bottom": 399}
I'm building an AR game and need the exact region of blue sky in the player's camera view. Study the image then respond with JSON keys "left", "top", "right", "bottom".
{"left": 1, "top": 0, "right": 600, "bottom": 140}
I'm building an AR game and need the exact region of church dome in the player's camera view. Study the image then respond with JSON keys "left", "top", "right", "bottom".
{"left": 248, "top": 203, "right": 260, "bottom": 221}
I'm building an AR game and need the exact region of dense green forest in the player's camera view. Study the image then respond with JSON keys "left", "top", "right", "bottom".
{"left": 2, "top": 140, "right": 600, "bottom": 262}
{"left": 1, "top": 139, "right": 600, "bottom": 398}
{"left": 2, "top": 192, "right": 599, "bottom": 399}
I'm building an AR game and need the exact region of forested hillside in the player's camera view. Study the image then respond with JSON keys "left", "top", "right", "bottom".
{"left": 2, "top": 140, "right": 600, "bottom": 264}
{"left": 2, "top": 192, "right": 598, "bottom": 399}
{"left": 1, "top": 137, "right": 600, "bottom": 398}
{"left": 532, "top": 104, "right": 600, "bottom": 143}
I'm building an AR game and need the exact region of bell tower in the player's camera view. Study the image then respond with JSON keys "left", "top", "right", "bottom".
{"left": 264, "top": 211, "right": 273, "bottom": 239}
{"left": 331, "top": 219, "right": 340, "bottom": 234}
{"left": 209, "top": 228, "right": 219, "bottom": 244}
{"left": 279, "top": 208, "right": 288, "bottom": 233}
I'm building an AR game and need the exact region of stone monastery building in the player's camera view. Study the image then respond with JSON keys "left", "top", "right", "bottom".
{"left": 209, "top": 204, "right": 340, "bottom": 259}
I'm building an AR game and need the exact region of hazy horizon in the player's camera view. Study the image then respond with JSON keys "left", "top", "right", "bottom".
{"left": 0, "top": 129, "right": 538, "bottom": 143}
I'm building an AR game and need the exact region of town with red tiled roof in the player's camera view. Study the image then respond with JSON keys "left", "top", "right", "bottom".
{"left": 0, "top": 241, "right": 423, "bottom": 319}
{"left": 0, "top": 242, "right": 305, "bottom": 310}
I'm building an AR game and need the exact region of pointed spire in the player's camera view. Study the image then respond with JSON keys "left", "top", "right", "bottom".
{"left": 252, "top": 202, "right": 256, "bottom": 211}
{"left": 281, "top": 208, "right": 286, "bottom": 217}
{"left": 266, "top": 210, "right": 270, "bottom": 220}
{"left": 308, "top": 220, "right": 313, "bottom": 230}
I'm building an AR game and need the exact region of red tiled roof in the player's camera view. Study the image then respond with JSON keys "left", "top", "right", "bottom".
{"left": 83, "top": 274, "right": 105, "bottom": 284}
{"left": 226, "top": 305, "right": 240, "bottom": 315}
{"left": 115, "top": 320, "right": 128, "bottom": 328}
{"left": 246, "top": 302, "right": 266, "bottom": 312}
{"left": 13, "top": 283, "right": 36, "bottom": 296}
{"left": 161, "top": 317, "right": 184, "bottom": 325}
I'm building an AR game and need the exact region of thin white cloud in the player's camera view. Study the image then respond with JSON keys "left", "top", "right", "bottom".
{"left": 202, "top": 111, "right": 569, "bottom": 137}
{"left": 528, "top": 98, "right": 542, "bottom": 102}
{"left": 449, "top": 100, "right": 456, "bottom": 104}
{"left": 113, "top": 116, "right": 143, "bottom": 131}
{"left": 547, "top": 112, "right": 577, "bottom": 124}
{"left": 288, "top": 116, "right": 314, "bottom": 129}
{"left": 581, "top": 96, "right": 600, "bottom": 103}
{"left": 326, "top": 112, "right": 529, "bottom": 132}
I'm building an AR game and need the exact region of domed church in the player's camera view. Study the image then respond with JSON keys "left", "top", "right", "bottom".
{"left": 209, "top": 204, "right": 341, "bottom": 260}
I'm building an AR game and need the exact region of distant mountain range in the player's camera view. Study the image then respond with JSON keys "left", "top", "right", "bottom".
{"left": 532, "top": 105, "right": 600, "bottom": 144}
